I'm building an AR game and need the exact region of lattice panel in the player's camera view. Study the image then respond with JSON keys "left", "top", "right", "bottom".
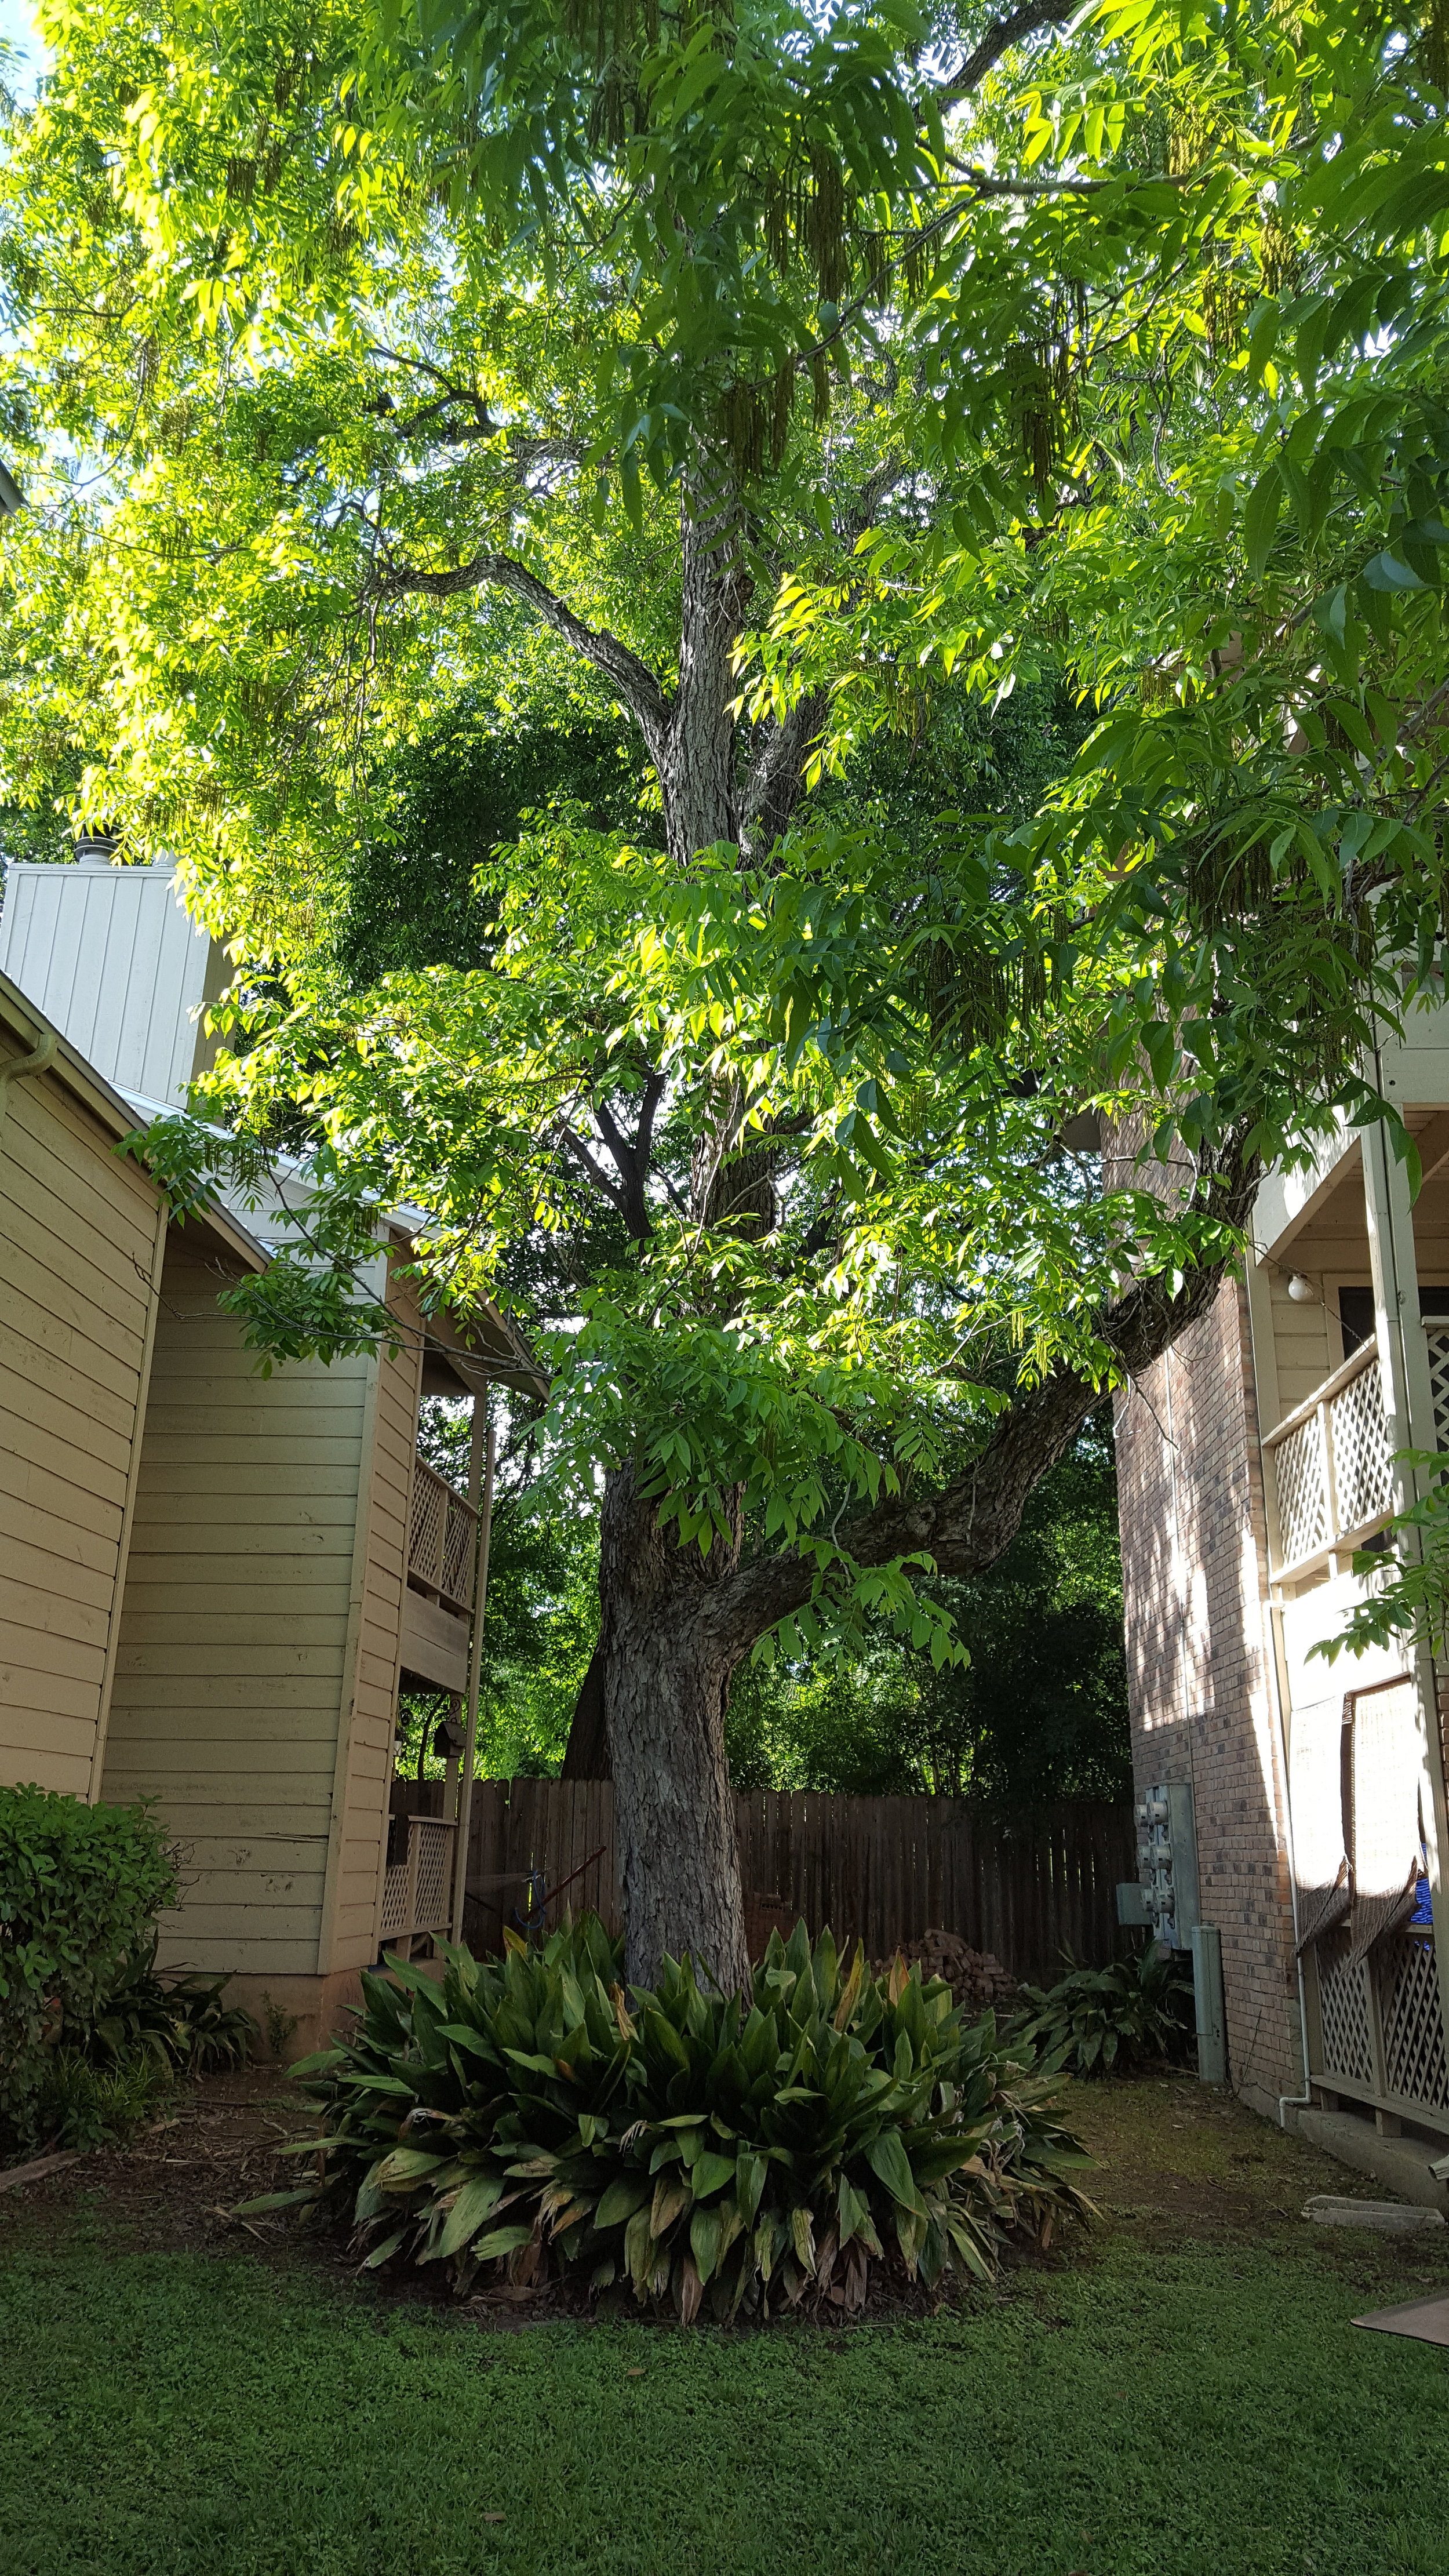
{"left": 409, "top": 1465, "right": 446, "bottom": 1588}
{"left": 1426, "top": 1327, "right": 1449, "bottom": 1454}
{"left": 1313, "top": 1930, "right": 1374, "bottom": 2086}
{"left": 413, "top": 1821, "right": 453, "bottom": 1932}
{"left": 1273, "top": 1416, "right": 1327, "bottom": 1567}
{"left": 440, "top": 1496, "right": 475, "bottom": 1610}
{"left": 1378, "top": 1929, "right": 1449, "bottom": 2111}
{"left": 379, "top": 1860, "right": 410, "bottom": 1939}
{"left": 1330, "top": 1354, "right": 1393, "bottom": 1534}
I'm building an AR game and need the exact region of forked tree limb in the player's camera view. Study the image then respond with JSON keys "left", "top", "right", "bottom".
{"left": 697, "top": 1131, "right": 1259, "bottom": 1661}
{"left": 738, "top": 690, "right": 829, "bottom": 857}
{"left": 366, "top": 549, "right": 673, "bottom": 762}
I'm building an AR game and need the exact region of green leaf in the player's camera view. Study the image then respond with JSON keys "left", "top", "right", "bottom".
{"left": 373, "top": 2148, "right": 446, "bottom": 2191}
{"left": 1245, "top": 296, "right": 1279, "bottom": 386}
{"left": 1362, "top": 551, "right": 1427, "bottom": 593}
{"left": 438, "top": 2172, "right": 505, "bottom": 2258}
{"left": 595, "top": 2174, "right": 651, "bottom": 2229}
{"left": 359, "top": 2228, "right": 406, "bottom": 2269}
{"left": 1244, "top": 464, "right": 1282, "bottom": 580}
{"left": 690, "top": 2202, "right": 723, "bottom": 2283}
{"left": 1312, "top": 584, "right": 1349, "bottom": 647}
{"left": 689, "top": 2150, "right": 736, "bottom": 2200}
{"left": 734, "top": 2151, "right": 766, "bottom": 2228}
{"left": 469, "top": 2224, "right": 536, "bottom": 2263}
{"left": 865, "top": 2127, "right": 926, "bottom": 2213}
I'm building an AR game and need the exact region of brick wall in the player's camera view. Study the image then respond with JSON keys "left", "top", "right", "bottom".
{"left": 1115, "top": 1274, "right": 1305, "bottom": 2117}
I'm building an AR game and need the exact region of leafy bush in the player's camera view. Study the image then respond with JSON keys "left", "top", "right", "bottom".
{"left": 278, "top": 1917, "right": 1095, "bottom": 2320}
{"left": 89, "top": 1936, "right": 254, "bottom": 2077}
{"left": 0, "top": 1786, "right": 178, "bottom": 2152}
{"left": 28, "top": 2047, "right": 176, "bottom": 2152}
{"left": 1012, "top": 1944, "right": 1194, "bottom": 2077}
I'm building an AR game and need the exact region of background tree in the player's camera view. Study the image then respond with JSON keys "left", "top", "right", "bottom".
{"left": 400, "top": 1398, "right": 600, "bottom": 1784}
{"left": 3, "top": 0, "right": 1448, "bottom": 1981}
{"left": 727, "top": 1416, "right": 1129, "bottom": 1801}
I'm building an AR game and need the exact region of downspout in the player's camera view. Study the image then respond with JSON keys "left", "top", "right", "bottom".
{"left": 1242, "top": 1228, "right": 1315, "bottom": 2122}
{"left": 1275, "top": 1678, "right": 1315, "bottom": 2127}
{"left": 1261, "top": 1331, "right": 1313, "bottom": 2127}
{"left": 0, "top": 1024, "right": 58, "bottom": 1137}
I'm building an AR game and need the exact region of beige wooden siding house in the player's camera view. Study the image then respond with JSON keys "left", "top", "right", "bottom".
{"left": 0, "top": 966, "right": 260, "bottom": 1802}
{"left": 0, "top": 857, "right": 540, "bottom": 2051}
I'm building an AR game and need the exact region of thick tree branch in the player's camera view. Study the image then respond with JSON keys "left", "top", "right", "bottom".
{"left": 696, "top": 1133, "right": 1259, "bottom": 1661}
{"left": 593, "top": 1069, "right": 667, "bottom": 1240}
{"left": 556, "top": 1121, "right": 628, "bottom": 1214}
{"left": 738, "top": 689, "right": 829, "bottom": 858}
{"left": 937, "top": 0, "right": 1080, "bottom": 100}
{"left": 366, "top": 550, "right": 672, "bottom": 762}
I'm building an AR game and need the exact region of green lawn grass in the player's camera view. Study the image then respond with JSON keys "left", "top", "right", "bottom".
{"left": 1, "top": 2221, "right": 1446, "bottom": 2576}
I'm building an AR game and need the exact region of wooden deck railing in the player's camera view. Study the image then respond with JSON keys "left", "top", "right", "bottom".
{"left": 380, "top": 1813, "right": 457, "bottom": 1952}
{"left": 1262, "top": 1336, "right": 1395, "bottom": 1580}
{"left": 407, "top": 1457, "right": 477, "bottom": 1614}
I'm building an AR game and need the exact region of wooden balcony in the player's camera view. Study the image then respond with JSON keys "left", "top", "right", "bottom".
{"left": 380, "top": 1811, "right": 457, "bottom": 1956}
{"left": 399, "top": 1457, "right": 478, "bottom": 1692}
{"left": 1265, "top": 1322, "right": 1449, "bottom": 1583}
{"left": 1264, "top": 1337, "right": 1395, "bottom": 1583}
{"left": 407, "top": 1457, "right": 477, "bottom": 1613}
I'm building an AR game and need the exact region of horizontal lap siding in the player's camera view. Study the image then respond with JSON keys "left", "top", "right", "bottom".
{"left": 0, "top": 1054, "right": 160, "bottom": 1797}
{"left": 319, "top": 1263, "right": 424, "bottom": 1975}
{"left": 103, "top": 1238, "right": 370, "bottom": 1978}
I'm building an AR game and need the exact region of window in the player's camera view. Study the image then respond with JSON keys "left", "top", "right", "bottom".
{"left": 1338, "top": 1285, "right": 1449, "bottom": 1360}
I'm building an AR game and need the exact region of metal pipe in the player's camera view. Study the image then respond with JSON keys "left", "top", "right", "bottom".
{"left": 450, "top": 1410, "right": 496, "bottom": 1946}
{"left": 1192, "top": 1924, "right": 1227, "bottom": 2084}
{"left": 1244, "top": 1218, "right": 1316, "bottom": 2122}
{"left": 0, "top": 1024, "right": 57, "bottom": 1141}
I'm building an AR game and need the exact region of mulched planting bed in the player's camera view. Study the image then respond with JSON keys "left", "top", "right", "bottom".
{"left": 2, "top": 2058, "right": 1441, "bottom": 2317}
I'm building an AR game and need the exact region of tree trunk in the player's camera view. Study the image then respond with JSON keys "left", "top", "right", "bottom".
{"left": 560, "top": 1643, "right": 609, "bottom": 1778}
{"left": 600, "top": 1464, "right": 751, "bottom": 1991}
{"left": 658, "top": 470, "right": 751, "bottom": 867}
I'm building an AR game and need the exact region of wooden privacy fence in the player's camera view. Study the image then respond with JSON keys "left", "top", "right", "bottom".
{"left": 461, "top": 1780, "right": 1134, "bottom": 1985}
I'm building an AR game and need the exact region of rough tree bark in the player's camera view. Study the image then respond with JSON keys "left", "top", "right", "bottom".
{"left": 601, "top": 1465, "right": 752, "bottom": 1991}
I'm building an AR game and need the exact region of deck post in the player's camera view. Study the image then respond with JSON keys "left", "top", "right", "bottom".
{"left": 452, "top": 1410, "right": 496, "bottom": 1945}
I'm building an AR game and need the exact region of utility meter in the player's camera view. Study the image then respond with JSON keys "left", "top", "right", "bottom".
{"left": 1134, "top": 1780, "right": 1200, "bottom": 1951}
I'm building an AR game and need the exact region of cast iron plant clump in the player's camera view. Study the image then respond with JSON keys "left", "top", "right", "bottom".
{"left": 265, "top": 1916, "right": 1095, "bottom": 2321}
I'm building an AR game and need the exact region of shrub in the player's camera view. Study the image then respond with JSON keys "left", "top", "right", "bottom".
{"left": 276, "top": 1916, "right": 1095, "bottom": 2320}
{"left": 0, "top": 1785, "right": 178, "bottom": 2152}
{"left": 28, "top": 2047, "right": 176, "bottom": 2152}
{"left": 1011, "top": 1944, "right": 1194, "bottom": 2077}
{"left": 89, "top": 1935, "right": 254, "bottom": 2077}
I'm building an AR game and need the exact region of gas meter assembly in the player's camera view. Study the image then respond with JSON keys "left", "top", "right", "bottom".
{"left": 1134, "top": 1779, "right": 1200, "bottom": 1952}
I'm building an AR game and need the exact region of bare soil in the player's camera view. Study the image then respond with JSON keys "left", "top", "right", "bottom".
{"left": 1072, "top": 2069, "right": 1348, "bottom": 2225}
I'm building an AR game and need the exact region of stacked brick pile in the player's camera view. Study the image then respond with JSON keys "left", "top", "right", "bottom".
{"left": 879, "top": 1927, "right": 1017, "bottom": 2015}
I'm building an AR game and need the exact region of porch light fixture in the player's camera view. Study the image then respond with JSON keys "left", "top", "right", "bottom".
{"left": 1287, "top": 1272, "right": 1316, "bottom": 1302}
